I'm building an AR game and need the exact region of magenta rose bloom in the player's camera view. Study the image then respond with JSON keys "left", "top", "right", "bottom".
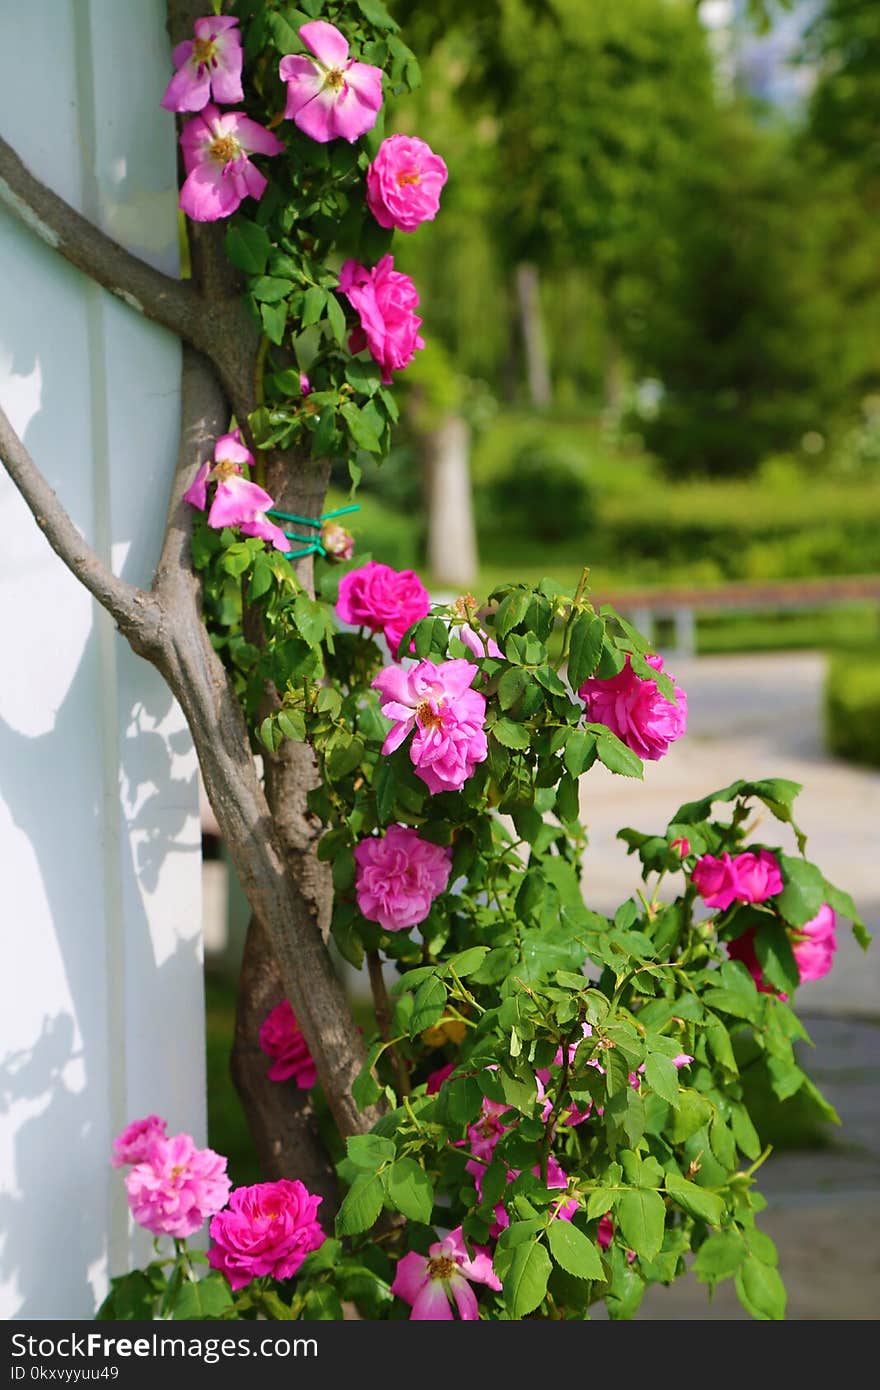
{"left": 373, "top": 658, "right": 488, "bottom": 795}
{"left": 258, "top": 1000, "right": 317, "bottom": 1088}
{"left": 279, "top": 21, "right": 383, "bottom": 145}
{"left": 111, "top": 1114, "right": 167, "bottom": 1169}
{"left": 792, "top": 903, "right": 837, "bottom": 983}
{"left": 125, "top": 1133, "right": 231, "bottom": 1238}
{"left": 693, "top": 849, "right": 782, "bottom": 910}
{"left": 207, "top": 1180, "right": 325, "bottom": 1291}
{"left": 366, "top": 134, "right": 448, "bottom": 232}
{"left": 579, "top": 653, "right": 687, "bottom": 761}
{"left": 338, "top": 256, "right": 425, "bottom": 383}
{"left": 734, "top": 849, "right": 783, "bottom": 903}
{"left": 336, "top": 560, "right": 430, "bottom": 656}
{"left": 425, "top": 1061, "right": 456, "bottom": 1095}
{"left": 354, "top": 824, "right": 452, "bottom": 931}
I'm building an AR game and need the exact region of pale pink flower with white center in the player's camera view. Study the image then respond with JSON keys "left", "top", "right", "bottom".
{"left": 373, "top": 658, "right": 488, "bottom": 795}
{"left": 125, "top": 1133, "right": 231, "bottom": 1239}
{"left": 391, "top": 1226, "right": 501, "bottom": 1320}
{"left": 279, "top": 21, "right": 383, "bottom": 145}
{"left": 354, "top": 825, "right": 452, "bottom": 932}
{"left": 111, "top": 1114, "right": 167, "bottom": 1169}
{"left": 161, "top": 16, "right": 243, "bottom": 112}
{"left": 240, "top": 513, "right": 289, "bottom": 552}
{"left": 179, "top": 105, "right": 283, "bottom": 223}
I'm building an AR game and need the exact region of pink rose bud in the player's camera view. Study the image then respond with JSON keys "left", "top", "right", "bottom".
{"left": 321, "top": 520, "right": 355, "bottom": 560}
{"left": 366, "top": 133, "right": 448, "bottom": 232}
{"left": 791, "top": 903, "right": 837, "bottom": 983}
{"left": 671, "top": 837, "right": 690, "bottom": 858}
{"left": 579, "top": 654, "right": 687, "bottom": 761}
{"left": 299, "top": 372, "right": 312, "bottom": 396}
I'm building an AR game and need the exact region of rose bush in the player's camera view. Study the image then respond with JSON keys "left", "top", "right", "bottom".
{"left": 7, "top": 1, "right": 859, "bottom": 1325}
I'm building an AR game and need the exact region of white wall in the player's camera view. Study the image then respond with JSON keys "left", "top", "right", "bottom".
{"left": 0, "top": 0, "right": 205, "bottom": 1318}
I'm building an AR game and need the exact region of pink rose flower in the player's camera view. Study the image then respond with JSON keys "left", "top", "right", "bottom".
{"left": 536, "top": 1023, "right": 594, "bottom": 1127}
{"left": 391, "top": 1226, "right": 501, "bottom": 1320}
{"left": 734, "top": 849, "right": 784, "bottom": 903}
{"left": 161, "top": 16, "right": 243, "bottom": 113}
{"left": 425, "top": 1061, "right": 456, "bottom": 1095}
{"left": 484, "top": 1157, "right": 579, "bottom": 1240}
{"left": 579, "top": 653, "right": 687, "bottom": 761}
{"left": 791, "top": 902, "right": 837, "bottom": 983}
{"left": 464, "top": 1098, "right": 514, "bottom": 1171}
{"left": 373, "top": 658, "right": 488, "bottom": 795}
{"left": 279, "top": 21, "right": 383, "bottom": 144}
{"left": 110, "top": 1114, "right": 167, "bottom": 1169}
{"left": 726, "top": 927, "right": 777, "bottom": 994}
{"left": 320, "top": 520, "right": 354, "bottom": 560}
{"left": 179, "top": 105, "right": 283, "bottom": 222}
{"left": 125, "top": 1133, "right": 231, "bottom": 1239}
{"left": 207, "top": 1180, "right": 325, "bottom": 1291}
{"left": 258, "top": 1000, "right": 317, "bottom": 1088}
{"left": 596, "top": 1214, "right": 636, "bottom": 1263}
{"left": 338, "top": 256, "right": 425, "bottom": 384}
{"left": 693, "top": 849, "right": 783, "bottom": 910}
{"left": 366, "top": 134, "right": 448, "bottom": 232}
{"left": 354, "top": 825, "right": 452, "bottom": 932}
{"left": 336, "top": 560, "right": 430, "bottom": 657}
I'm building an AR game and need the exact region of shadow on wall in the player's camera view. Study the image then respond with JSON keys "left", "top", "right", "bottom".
{"left": 0, "top": 619, "right": 201, "bottom": 1318}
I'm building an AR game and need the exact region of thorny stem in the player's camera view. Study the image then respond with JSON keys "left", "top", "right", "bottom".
{"left": 367, "top": 950, "right": 411, "bottom": 1097}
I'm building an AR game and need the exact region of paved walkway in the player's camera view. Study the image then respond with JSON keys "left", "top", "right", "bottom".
{"left": 581, "top": 651, "right": 879, "bottom": 1319}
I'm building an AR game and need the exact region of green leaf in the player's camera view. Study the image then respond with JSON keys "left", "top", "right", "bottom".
{"left": 495, "top": 589, "right": 530, "bottom": 637}
{"left": 596, "top": 733, "right": 644, "bottom": 779}
{"left": 373, "top": 760, "right": 397, "bottom": 823}
{"left": 250, "top": 276, "right": 294, "bottom": 303}
{"left": 170, "top": 1272, "right": 233, "bottom": 1320}
{"left": 267, "top": 12, "right": 305, "bottom": 53}
{"left": 498, "top": 667, "right": 531, "bottom": 710}
{"left": 347, "top": 1133, "right": 395, "bottom": 1169}
{"left": 336, "top": 1172, "right": 385, "bottom": 1236}
{"left": 385, "top": 1158, "right": 433, "bottom": 1223}
{"left": 735, "top": 1254, "right": 787, "bottom": 1320}
{"left": 277, "top": 709, "right": 306, "bottom": 742}
{"left": 293, "top": 593, "right": 325, "bottom": 646}
{"left": 694, "top": 1230, "right": 747, "bottom": 1282}
{"left": 340, "top": 401, "right": 383, "bottom": 453}
{"left": 410, "top": 975, "right": 447, "bottom": 1036}
{"left": 777, "top": 854, "right": 826, "bottom": 927}
{"left": 754, "top": 921, "right": 800, "bottom": 994}
{"left": 643, "top": 1052, "right": 681, "bottom": 1108}
{"left": 546, "top": 1222, "right": 605, "bottom": 1280}
{"left": 325, "top": 291, "right": 347, "bottom": 345}
{"left": 665, "top": 1174, "right": 724, "bottom": 1226}
{"left": 260, "top": 300, "right": 287, "bottom": 345}
{"left": 616, "top": 1188, "right": 665, "bottom": 1260}
{"left": 301, "top": 286, "right": 327, "bottom": 327}
{"left": 505, "top": 1239, "right": 552, "bottom": 1318}
{"left": 564, "top": 729, "right": 597, "bottom": 777}
{"left": 491, "top": 718, "right": 530, "bottom": 750}
{"left": 446, "top": 946, "right": 490, "bottom": 978}
{"left": 356, "top": 0, "right": 398, "bottom": 27}
{"left": 224, "top": 220, "right": 270, "bottom": 274}
{"left": 567, "top": 614, "right": 605, "bottom": 689}
{"left": 327, "top": 736, "right": 364, "bottom": 780}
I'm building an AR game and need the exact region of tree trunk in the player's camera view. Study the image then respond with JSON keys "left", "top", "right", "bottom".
{"left": 425, "top": 414, "right": 478, "bottom": 590}
{"left": 515, "top": 262, "right": 552, "bottom": 407}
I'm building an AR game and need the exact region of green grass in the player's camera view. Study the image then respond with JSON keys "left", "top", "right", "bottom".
{"left": 204, "top": 970, "right": 261, "bottom": 1189}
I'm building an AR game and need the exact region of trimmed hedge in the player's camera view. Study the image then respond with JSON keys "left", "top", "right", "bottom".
{"left": 825, "top": 647, "right": 880, "bottom": 769}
